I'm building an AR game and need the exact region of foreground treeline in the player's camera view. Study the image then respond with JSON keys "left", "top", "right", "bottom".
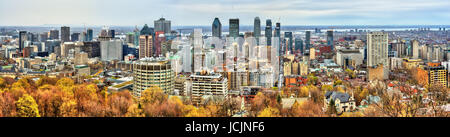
{"left": 0, "top": 76, "right": 241, "bottom": 117}
{"left": 0, "top": 76, "right": 448, "bottom": 117}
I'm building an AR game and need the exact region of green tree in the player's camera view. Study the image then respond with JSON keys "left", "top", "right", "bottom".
{"left": 15, "top": 94, "right": 40, "bottom": 117}
{"left": 327, "top": 99, "right": 337, "bottom": 115}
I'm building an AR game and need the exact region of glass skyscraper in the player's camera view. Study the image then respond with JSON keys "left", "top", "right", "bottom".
{"left": 212, "top": 17, "right": 222, "bottom": 38}
{"left": 327, "top": 30, "right": 333, "bottom": 50}
{"left": 265, "top": 19, "right": 272, "bottom": 46}
{"left": 229, "top": 18, "right": 239, "bottom": 38}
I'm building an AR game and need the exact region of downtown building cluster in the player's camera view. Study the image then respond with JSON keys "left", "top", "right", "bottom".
{"left": 0, "top": 17, "right": 449, "bottom": 114}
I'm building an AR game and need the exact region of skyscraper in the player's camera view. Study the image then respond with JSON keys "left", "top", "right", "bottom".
{"left": 87, "top": 28, "right": 93, "bottom": 41}
{"left": 49, "top": 29, "right": 59, "bottom": 40}
{"left": 39, "top": 32, "right": 48, "bottom": 42}
{"left": 254, "top": 17, "right": 261, "bottom": 44}
{"left": 275, "top": 22, "right": 281, "bottom": 38}
{"left": 154, "top": 17, "right": 171, "bottom": 34}
{"left": 305, "top": 31, "right": 311, "bottom": 50}
{"left": 110, "top": 29, "right": 115, "bottom": 38}
{"left": 61, "top": 26, "right": 70, "bottom": 42}
{"left": 71, "top": 33, "right": 80, "bottom": 42}
{"left": 139, "top": 24, "right": 154, "bottom": 59}
{"left": 212, "top": 17, "right": 222, "bottom": 38}
{"left": 285, "top": 32, "right": 293, "bottom": 52}
{"left": 327, "top": 30, "right": 333, "bottom": 50}
{"left": 295, "top": 38, "right": 304, "bottom": 53}
{"left": 367, "top": 32, "right": 389, "bottom": 67}
{"left": 229, "top": 18, "right": 239, "bottom": 38}
{"left": 412, "top": 40, "right": 420, "bottom": 59}
{"left": 19, "top": 31, "right": 27, "bottom": 53}
{"left": 254, "top": 17, "right": 261, "bottom": 37}
{"left": 265, "top": 19, "right": 272, "bottom": 46}
{"left": 100, "top": 39, "right": 123, "bottom": 61}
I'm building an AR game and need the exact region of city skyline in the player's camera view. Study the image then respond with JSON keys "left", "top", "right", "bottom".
{"left": 1, "top": 0, "right": 449, "bottom": 26}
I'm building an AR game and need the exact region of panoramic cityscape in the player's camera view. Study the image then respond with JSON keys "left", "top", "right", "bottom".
{"left": 0, "top": 0, "right": 449, "bottom": 117}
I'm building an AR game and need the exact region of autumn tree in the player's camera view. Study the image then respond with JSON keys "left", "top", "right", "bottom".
{"left": 0, "top": 92, "right": 16, "bottom": 117}
{"left": 291, "top": 100, "right": 325, "bottom": 117}
{"left": 106, "top": 91, "right": 134, "bottom": 117}
{"left": 426, "top": 83, "right": 449, "bottom": 117}
{"left": 257, "top": 106, "right": 280, "bottom": 117}
{"left": 15, "top": 94, "right": 40, "bottom": 117}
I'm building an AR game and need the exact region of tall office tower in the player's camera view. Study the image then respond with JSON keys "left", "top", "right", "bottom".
{"left": 87, "top": 28, "right": 93, "bottom": 41}
{"left": 265, "top": 19, "right": 272, "bottom": 46}
{"left": 126, "top": 32, "right": 135, "bottom": 44}
{"left": 154, "top": 31, "right": 165, "bottom": 56}
{"left": 192, "top": 29, "right": 203, "bottom": 73}
{"left": 139, "top": 24, "right": 154, "bottom": 59}
{"left": 19, "top": 31, "right": 27, "bottom": 53}
{"left": 71, "top": 33, "right": 80, "bottom": 42}
{"left": 181, "top": 45, "right": 192, "bottom": 73}
{"left": 229, "top": 18, "right": 239, "bottom": 38}
{"left": 212, "top": 17, "right": 222, "bottom": 38}
{"left": 30, "top": 33, "right": 39, "bottom": 42}
{"left": 154, "top": 17, "right": 171, "bottom": 34}
{"left": 61, "top": 26, "right": 70, "bottom": 42}
{"left": 134, "top": 27, "right": 140, "bottom": 47}
{"left": 275, "top": 22, "right": 281, "bottom": 38}
{"left": 285, "top": 32, "right": 293, "bottom": 52}
{"left": 49, "top": 29, "right": 59, "bottom": 40}
{"left": 305, "top": 31, "right": 311, "bottom": 49}
{"left": 412, "top": 40, "right": 419, "bottom": 59}
{"left": 367, "top": 32, "right": 389, "bottom": 67}
{"left": 110, "top": 29, "right": 115, "bottom": 38}
{"left": 295, "top": 38, "right": 304, "bottom": 53}
{"left": 100, "top": 39, "right": 123, "bottom": 61}
{"left": 254, "top": 17, "right": 261, "bottom": 44}
{"left": 132, "top": 57, "right": 174, "bottom": 97}
{"left": 79, "top": 32, "right": 86, "bottom": 42}
{"left": 40, "top": 32, "right": 48, "bottom": 42}
{"left": 80, "top": 41, "right": 101, "bottom": 58}
{"left": 327, "top": 30, "right": 333, "bottom": 50}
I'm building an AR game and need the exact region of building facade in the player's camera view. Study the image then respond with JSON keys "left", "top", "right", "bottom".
{"left": 132, "top": 57, "right": 175, "bottom": 97}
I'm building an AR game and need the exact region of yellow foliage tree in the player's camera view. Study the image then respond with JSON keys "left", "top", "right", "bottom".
{"left": 140, "top": 87, "right": 167, "bottom": 105}
{"left": 15, "top": 94, "right": 40, "bottom": 117}
{"left": 59, "top": 99, "right": 78, "bottom": 117}
{"left": 56, "top": 78, "right": 75, "bottom": 94}
{"left": 257, "top": 106, "right": 280, "bottom": 117}
{"left": 300, "top": 86, "right": 309, "bottom": 97}
{"left": 184, "top": 105, "right": 207, "bottom": 117}
{"left": 125, "top": 104, "right": 144, "bottom": 117}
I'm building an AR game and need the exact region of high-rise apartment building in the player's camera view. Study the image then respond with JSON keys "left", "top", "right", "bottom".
{"left": 367, "top": 32, "right": 389, "bottom": 67}
{"left": 189, "top": 71, "right": 228, "bottom": 106}
{"left": 132, "top": 57, "right": 175, "bottom": 97}
{"left": 424, "top": 62, "right": 448, "bottom": 88}
{"left": 139, "top": 24, "right": 154, "bottom": 59}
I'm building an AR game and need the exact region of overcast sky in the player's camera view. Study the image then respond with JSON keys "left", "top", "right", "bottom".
{"left": 0, "top": 0, "right": 449, "bottom": 26}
